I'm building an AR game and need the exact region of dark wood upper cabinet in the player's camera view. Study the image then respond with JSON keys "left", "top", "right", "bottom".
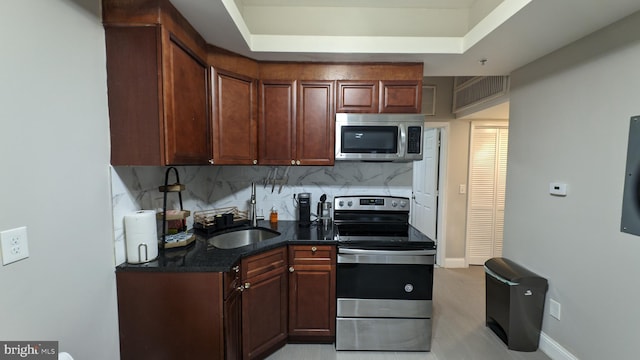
{"left": 105, "top": 25, "right": 163, "bottom": 165}
{"left": 379, "top": 80, "right": 422, "bottom": 113}
{"left": 103, "top": 1, "right": 424, "bottom": 165}
{"left": 258, "top": 80, "right": 335, "bottom": 166}
{"left": 103, "top": 0, "right": 210, "bottom": 166}
{"left": 164, "top": 35, "right": 210, "bottom": 164}
{"left": 297, "top": 81, "right": 335, "bottom": 165}
{"left": 212, "top": 68, "right": 257, "bottom": 165}
{"left": 338, "top": 79, "right": 422, "bottom": 114}
{"left": 336, "top": 80, "right": 379, "bottom": 113}
{"left": 288, "top": 245, "right": 336, "bottom": 342}
{"left": 258, "top": 80, "right": 297, "bottom": 165}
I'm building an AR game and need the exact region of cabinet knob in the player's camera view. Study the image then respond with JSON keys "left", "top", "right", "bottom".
{"left": 289, "top": 266, "right": 295, "bottom": 273}
{"left": 236, "top": 285, "right": 244, "bottom": 292}
{"left": 311, "top": 246, "right": 317, "bottom": 253}
{"left": 296, "top": 160, "right": 301, "bottom": 165}
{"left": 291, "top": 160, "right": 296, "bottom": 165}
{"left": 244, "top": 282, "right": 251, "bottom": 289}
{"left": 253, "top": 159, "right": 258, "bottom": 165}
{"left": 209, "top": 159, "right": 214, "bottom": 165}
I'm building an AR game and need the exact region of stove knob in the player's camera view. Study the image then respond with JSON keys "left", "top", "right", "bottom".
{"left": 404, "top": 284, "right": 414, "bottom": 293}
{"left": 391, "top": 201, "right": 398, "bottom": 207}
{"left": 399, "top": 201, "right": 407, "bottom": 208}
{"left": 347, "top": 201, "right": 353, "bottom": 207}
{"left": 338, "top": 200, "right": 344, "bottom": 207}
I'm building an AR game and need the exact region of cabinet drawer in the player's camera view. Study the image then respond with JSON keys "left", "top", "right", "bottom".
{"left": 289, "top": 245, "right": 335, "bottom": 265}
{"left": 242, "top": 247, "right": 287, "bottom": 281}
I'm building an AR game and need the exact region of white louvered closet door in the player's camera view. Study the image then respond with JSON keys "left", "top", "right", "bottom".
{"left": 466, "top": 125, "right": 508, "bottom": 265}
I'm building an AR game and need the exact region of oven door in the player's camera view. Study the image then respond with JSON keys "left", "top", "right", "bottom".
{"left": 337, "top": 249, "right": 434, "bottom": 301}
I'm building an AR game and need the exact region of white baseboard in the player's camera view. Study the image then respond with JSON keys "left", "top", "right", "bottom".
{"left": 443, "top": 258, "right": 467, "bottom": 268}
{"left": 539, "top": 332, "right": 578, "bottom": 360}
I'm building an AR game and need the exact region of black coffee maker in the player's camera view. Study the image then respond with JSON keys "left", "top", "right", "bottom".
{"left": 297, "top": 192, "right": 311, "bottom": 227}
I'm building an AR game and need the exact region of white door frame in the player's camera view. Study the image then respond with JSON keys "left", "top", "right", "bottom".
{"left": 423, "top": 122, "right": 449, "bottom": 267}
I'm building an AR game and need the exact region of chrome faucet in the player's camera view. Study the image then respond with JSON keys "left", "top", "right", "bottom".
{"left": 250, "top": 182, "right": 258, "bottom": 227}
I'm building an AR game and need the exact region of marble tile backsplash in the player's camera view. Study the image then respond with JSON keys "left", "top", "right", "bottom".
{"left": 111, "top": 163, "right": 413, "bottom": 264}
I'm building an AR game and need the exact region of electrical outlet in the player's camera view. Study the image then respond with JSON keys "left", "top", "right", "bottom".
{"left": 549, "top": 298, "right": 561, "bottom": 320}
{"left": 1, "top": 226, "right": 29, "bottom": 265}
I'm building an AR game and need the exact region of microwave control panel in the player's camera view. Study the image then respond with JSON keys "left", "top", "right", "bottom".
{"left": 407, "top": 126, "right": 422, "bottom": 154}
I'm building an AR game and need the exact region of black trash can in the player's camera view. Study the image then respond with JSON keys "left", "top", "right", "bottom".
{"left": 484, "top": 257, "right": 548, "bottom": 352}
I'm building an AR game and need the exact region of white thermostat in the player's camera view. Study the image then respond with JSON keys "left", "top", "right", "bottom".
{"left": 549, "top": 182, "right": 567, "bottom": 196}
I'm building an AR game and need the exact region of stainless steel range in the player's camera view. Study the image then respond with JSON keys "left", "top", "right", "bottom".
{"left": 333, "top": 195, "right": 436, "bottom": 351}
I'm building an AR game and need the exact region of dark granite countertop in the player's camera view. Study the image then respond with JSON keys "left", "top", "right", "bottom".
{"left": 116, "top": 220, "right": 434, "bottom": 273}
{"left": 116, "top": 220, "right": 338, "bottom": 273}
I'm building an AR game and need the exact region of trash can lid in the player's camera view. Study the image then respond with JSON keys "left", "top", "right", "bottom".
{"left": 485, "top": 257, "right": 548, "bottom": 287}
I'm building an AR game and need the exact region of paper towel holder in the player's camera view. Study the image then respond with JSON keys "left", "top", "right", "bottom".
{"left": 137, "top": 243, "right": 149, "bottom": 263}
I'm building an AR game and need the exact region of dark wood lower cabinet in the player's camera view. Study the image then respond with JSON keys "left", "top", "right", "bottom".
{"left": 241, "top": 247, "right": 288, "bottom": 360}
{"left": 224, "top": 263, "right": 243, "bottom": 360}
{"left": 116, "top": 245, "right": 336, "bottom": 360}
{"left": 224, "top": 285, "right": 242, "bottom": 360}
{"left": 288, "top": 245, "right": 336, "bottom": 342}
{"left": 116, "top": 272, "right": 224, "bottom": 360}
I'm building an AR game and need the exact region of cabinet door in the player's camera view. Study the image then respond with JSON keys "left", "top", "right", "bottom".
{"left": 336, "top": 80, "right": 379, "bottom": 113}
{"left": 164, "top": 34, "right": 210, "bottom": 165}
{"left": 241, "top": 247, "right": 288, "bottom": 359}
{"left": 297, "top": 81, "right": 335, "bottom": 165}
{"left": 258, "top": 80, "right": 296, "bottom": 165}
{"left": 212, "top": 68, "right": 257, "bottom": 165}
{"left": 379, "top": 80, "right": 422, "bottom": 113}
{"left": 288, "top": 245, "right": 336, "bottom": 341}
{"left": 242, "top": 271, "right": 288, "bottom": 359}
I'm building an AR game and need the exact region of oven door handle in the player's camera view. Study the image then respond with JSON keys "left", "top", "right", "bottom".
{"left": 338, "top": 248, "right": 436, "bottom": 256}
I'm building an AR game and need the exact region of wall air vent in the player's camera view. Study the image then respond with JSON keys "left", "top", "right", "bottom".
{"left": 453, "top": 76, "right": 509, "bottom": 114}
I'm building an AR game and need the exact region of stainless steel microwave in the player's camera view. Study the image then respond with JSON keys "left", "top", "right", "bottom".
{"left": 335, "top": 113, "right": 424, "bottom": 162}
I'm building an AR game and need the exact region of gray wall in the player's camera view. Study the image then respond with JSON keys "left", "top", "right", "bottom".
{"left": 506, "top": 10, "right": 640, "bottom": 358}
{"left": 424, "top": 77, "right": 471, "bottom": 262}
{"left": 0, "top": 0, "right": 120, "bottom": 358}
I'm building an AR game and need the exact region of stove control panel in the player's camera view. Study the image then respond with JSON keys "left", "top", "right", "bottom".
{"left": 334, "top": 196, "right": 410, "bottom": 212}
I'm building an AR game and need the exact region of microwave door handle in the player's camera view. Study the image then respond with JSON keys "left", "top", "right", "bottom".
{"left": 398, "top": 125, "right": 407, "bottom": 156}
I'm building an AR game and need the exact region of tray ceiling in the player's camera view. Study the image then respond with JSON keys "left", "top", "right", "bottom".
{"left": 171, "top": 0, "right": 640, "bottom": 76}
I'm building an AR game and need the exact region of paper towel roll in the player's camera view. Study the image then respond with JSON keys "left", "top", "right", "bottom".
{"left": 125, "top": 210, "right": 158, "bottom": 264}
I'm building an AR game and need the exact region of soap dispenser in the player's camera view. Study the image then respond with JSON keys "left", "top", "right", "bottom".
{"left": 270, "top": 206, "right": 278, "bottom": 223}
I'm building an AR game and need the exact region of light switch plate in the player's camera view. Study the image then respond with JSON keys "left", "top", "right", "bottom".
{"left": 1, "top": 226, "right": 29, "bottom": 265}
{"left": 549, "top": 298, "right": 561, "bottom": 320}
{"left": 549, "top": 182, "right": 567, "bottom": 196}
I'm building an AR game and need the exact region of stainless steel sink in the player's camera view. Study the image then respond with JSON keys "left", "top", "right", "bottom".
{"left": 208, "top": 227, "right": 280, "bottom": 249}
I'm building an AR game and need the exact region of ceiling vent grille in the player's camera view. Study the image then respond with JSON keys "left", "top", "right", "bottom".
{"left": 453, "top": 76, "right": 509, "bottom": 113}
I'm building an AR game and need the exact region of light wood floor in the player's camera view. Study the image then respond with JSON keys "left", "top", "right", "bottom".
{"left": 267, "top": 266, "right": 551, "bottom": 360}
